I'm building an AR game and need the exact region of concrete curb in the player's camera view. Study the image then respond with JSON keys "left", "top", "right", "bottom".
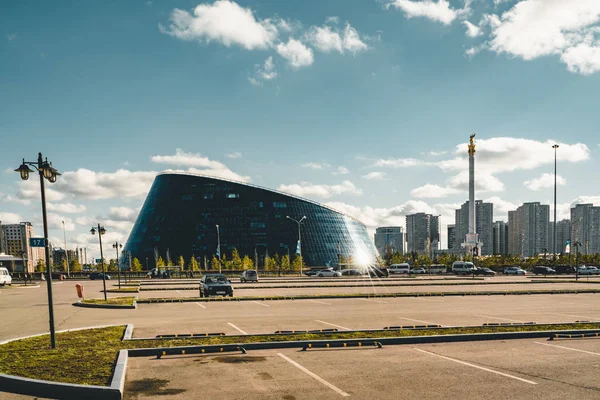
{"left": 127, "top": 328, "right": 600, "bottom": 357}
{"left": 73, "top": 300, "right": 137, "bottom": 309}
{"left": 123, "top": 324, "right": 135, "bottom": 340}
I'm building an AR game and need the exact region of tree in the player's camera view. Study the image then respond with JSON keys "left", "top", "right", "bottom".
{"left": 70, "top": 259, "right": 82, "bottom": 273}
{"left": 178, "top": 256, "right": 186, "bottom": 271}
{"left": 35, "top": 259, "right": 45, "bottom": 272}
{"left": 189, "top": 256, "right": 199, "bottom": 271}
{"left": 291, "top": 255, "right": 302, "bottom": 272}
{"left": 231, "top": 248, "right": 242, "bottom": 270}
{"left": 107, "top": 259, "right": 117, "bottom": 272}
{"left": 156, "top": 256, "right": 165, "bottom": 267}
{"left": 280, "top": 254, "right": 290, "bottom": 271}
{"left": 211, "top": 255, "right": 220, "bottom": 270}
{"left": 131, "top": 258, "right": 142, "bottom": 272}
{"left": 241, "top": 255, "right": 254, "bottom": 269}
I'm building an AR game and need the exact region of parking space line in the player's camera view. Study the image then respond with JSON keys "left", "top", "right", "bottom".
{"left": 227, "top": 322, "right": 248, "bottom": 334}
{"left": 307, "top": 299, "right": 331, "bottom": 305}
{"left": 314, "top": 320, "right": 351, "bottom": 331}
{"left": 534, "top": 342, "right": 600, "bottom": 356}
{"left": 475, "top": 315, "right": 525, "bottom": 323}
{"left": 252, "top": 301, "right": 270, "bottom": 308}
{"left": 414, "top": 348, "right": 537, "bottom": 385}
{"left": 277, "top": 353, "right": 350, "bottom": 397}
{"left": 546, "top": 312, "right": 599, "bottom": 321}
{"left": 359, "top": 298, "right": 388, "bottom": 304}
{"left": 195, "top": 302, "right": 206, "bottom": 309}
{"left": 397, "top": 317, "right": 442, "bottom": 326}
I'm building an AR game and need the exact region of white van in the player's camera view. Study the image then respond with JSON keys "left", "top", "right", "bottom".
{"left": 389, "top": 263, "right": 411, "bottom": 274}
{"left": 0, "top": 267, "right": 12, "bottom": 287}
{"left": 452, "top": 261, "right": 475, "bottom": 275}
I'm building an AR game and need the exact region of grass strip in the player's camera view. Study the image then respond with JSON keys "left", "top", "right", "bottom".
{"left": 104, "top": 288, "right": 140, "bottom": 293}
{"left": 82, "top": 297, "right": 136, "bottom": 306}
{"left": 1, "top": 323, "right": 598, "bottom": 386}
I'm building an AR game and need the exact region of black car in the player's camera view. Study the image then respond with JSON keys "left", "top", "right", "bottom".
{"left": 555, "top": 265, "right": 576, "bottom": 274}
{"left": 200, "top": 274, "right": 233, "bottom": 297}
{"left": 89, "top": 272, "right": 111, "bottom": 280}
{"left": 368, "top": 267, "right": 389, "bottom": 278}
{"left": 533, "top": 266, "right": 556, "bottom": 275}
{"left": 473, "top": 267, "right": 496, "bottom": 276}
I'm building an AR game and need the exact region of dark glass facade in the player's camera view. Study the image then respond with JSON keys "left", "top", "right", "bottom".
{"left": 122, "top": 173, "right": 377, "bottom": 268}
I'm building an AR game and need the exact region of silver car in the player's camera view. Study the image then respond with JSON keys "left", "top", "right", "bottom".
{"left": 240, "top": 270, "right": 259, "bottom": 283}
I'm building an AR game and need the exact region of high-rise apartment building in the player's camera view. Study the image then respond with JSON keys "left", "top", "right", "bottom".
{"left": 1, "top": 222, "right": 41, "bottom": 272}
{"left": 492, "top": 221, "right": 509, "bottom": 255}
{"left": 548, "top": 219, "right": 571, "bottom": 255}
{"left": 447, "top": 224, "right": 456, "bottom": 250}
{"left": 374, "top": 227, "right": 404, "bottom": 256}
{"left": 570, "top": 204, "right": 600, "bottom": 255}
{"left": 455, "top": 200, "right": 493, "bottom": 256}
{"left": 508, "top": 202, "right": 550, "bottom": 257}
{"left": 406, "top": 213, "right": 439, "bottom": 256}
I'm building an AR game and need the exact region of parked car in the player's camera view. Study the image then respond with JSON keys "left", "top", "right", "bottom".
{"left": 368, "top": 267, "right": 389, "bottom": 278}
{"left": 504, "top": 266, "right": 527, "bottom": 275}
{"left": 533, "top": 266, "right": 556, "bottom": 275}
{"left": 576, "top": 266, "right": 600, "bottom": 275}
{"left": 240, "top": 270, "right": 259, "bottom": 283}
{"left": 200, "top": 274, "right": 233, "bottom": 297}
{"left": 411, "top": 268, "right": 427, "bottom": 274}
{"left": 452, "top": 261, "right": 475, "bottom": 275}
{"left": 388, "top": 263, "right": 410, "bottom": 274}
{"left": 428, "top": 264, "right": 447, "bottom": 274}
{"left": 0, "top": 267, "right": 12, "bottom": 287}
{"left": 473, "top": 267, "right": 496, "bottom": 276}
{"left": 341, "top": 269, "right": 366, "bottom": 276}
{"left": 555, "top": 265, "right": 576, "bottom": 274}
{"left": 304, "top": 268, "right": 328, "bottom": 276}
{"left": 314, "top": 269, "right": 341, "bottom": 277}
{"left": 89, "top": 272, "right": 111, "bottom": 280}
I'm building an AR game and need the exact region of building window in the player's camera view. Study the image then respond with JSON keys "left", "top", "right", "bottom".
{"left": 273, "top": 202, "right": 287, "bottom": 208}
{"left": 181, "top": 194, "right": 193, "bottom": 201}
{"left": 226, "top": 193, "right": 239, "bottom": 199}
{"left": 203, "top": 193, "right": 214, "bottom": 200}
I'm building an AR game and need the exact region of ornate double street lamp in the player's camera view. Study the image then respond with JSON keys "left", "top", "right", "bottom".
{"left": 112, "top": 242, "right": 122, "bottom": 289}
{"left": 286, "top": 215, "right": 307, "bottom": 276}
{"left": 15, "top": 153, "right": 61, "bottom": 349}
{"left": 90, "top": 225, "right": 108, "bottom": 301}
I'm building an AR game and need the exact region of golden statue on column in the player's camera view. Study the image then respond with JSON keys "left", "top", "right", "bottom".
{"left": 468, "top": 133, "right": 476, "bottom": 156}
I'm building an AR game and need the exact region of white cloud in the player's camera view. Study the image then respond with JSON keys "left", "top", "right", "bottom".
{"left": 6, "top": 33, "right": 17, "bottom": 41}
{"left": 301, "top": 162, "right": 330, "bottom": 170}
{"left": 278, "top": 180, "right": 362, "bottom": 199}
{"left": 342, "top": 23, "right": 369, "bottom": 54}
{"left": 411, "top": 184, "right": 460, "bottom": 198}
{"left": 333, "top": 166, "right": 350, "bottom": 175}
{"left": 463, "top": 20, "right": 482, "bottom": 37}
{"left": 249, "top": 56, "right": 277, "bottom": 85}
{"left": 374, "top": 158, "right": 426, "bottom": 168}
{"left": 45, "top": 213, "right": 76, "bottom": 231}
{"left": 107, "top": 207, "right": 139, "bottom": 222}
{"left": 448, "top": 171, "right": 505, "bottom": 192}
{"left": 306, "top": 25, "right": 342, "bottom": 53}
{"left": 363, "top": 172, "right": 386, "bottom": 180}
{"left": 428, "top": 150, "right": 447, "bottom": 156}
{"left": 483, "top": 196, "right": 519, "bottom": 220}
{"left": 0, "top": 212, "right": 23, "bottom": 224}
{"left": 53, "top": 169, "right": 157, "bottom": 200}
{"left": 524, "top": 173, "right": 566, "bottom": 191}
{"left": 0, "top": 192, "right": 30, "bottom": 205}
{"left": 387, "top": 0, "right": 462, "bottom": 25}
{"left": 159, "top": 0, "right": 278, "bottom": 50}
{"left": 570, "top": 196, "right": 600, "bottom": 207}
{"left": 325, "top": 16, "right": 340, "bottom": 25}
{"left": 465, "top": 46, "right": 482, "bottom": 57}
{"left": 276, "top": 38, "right": 314, "bottom": 68}
{"left": 152, "top": 149, "right": 250, "bottom": 182}
{"left": 486, "top": 0, "right": 600, "bottom": 75}
{"left": 16, "top": 180, "right": 66, "bottom": 202}
{"left": 47, "top": 203, "right": 87, "bottom": 214}
{"left": 227, "top": 152, "right": 242, "bottom": 159}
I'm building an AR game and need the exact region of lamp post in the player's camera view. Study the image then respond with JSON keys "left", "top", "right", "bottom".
{"left": 90, "top": 225, "right": 107, "bottom": 301}
{"left": 15, "top": 153, "right": 61, "bottom": 349}
{"left": 112, "top": 242, "right": 122, "bottom": 289}
{"left": 286, "top": 215, "right": 307, "bottom": 276}
{"left": 216, "top": 224, "right": 221, "bottom": 274}
{"left": 552, "top": 144, "right": 559, "bottom": 264}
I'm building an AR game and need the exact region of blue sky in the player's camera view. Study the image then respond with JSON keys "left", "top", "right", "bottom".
{"left": 1, "top": 0, "right": 600, "bottom": 260}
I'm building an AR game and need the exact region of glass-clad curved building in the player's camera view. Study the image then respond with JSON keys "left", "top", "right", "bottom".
{"left": 123, "top": 173, "right": 377, "bottom": 268}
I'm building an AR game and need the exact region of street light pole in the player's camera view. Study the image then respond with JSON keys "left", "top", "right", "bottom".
{"left": 552, "top": 144, "right": 559, "bottom": 264}
{"left": 286, "top": 215, "right": 307, "bottom": 276}
{"left": 216, "top": 224, "right": 221, "bottom": 274}
{"left": 91, "top": 225, "right": 107, "bottom": 301}
{"left": 62, "top": 220, "right": 69, "bottom": 278}
{"left": 112, "top": 242, "right": 122, "bottom": 289}
{"left": 15, "top": 153, "right": 60, "bottom": 349}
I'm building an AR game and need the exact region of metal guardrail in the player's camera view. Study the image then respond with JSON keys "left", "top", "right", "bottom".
{"left": 155, "top": 333, "right": 226, "bottom": 338}
{"left": 549, "top": 332, "right": 600, "bottom": 340}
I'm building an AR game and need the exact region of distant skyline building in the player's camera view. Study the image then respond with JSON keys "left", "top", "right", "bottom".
{"left": 374, "top": 226, "right": 404, "bottom": 256}
{"left": 508, "top": 202, "right": 550, "bottom": 257}
{"left": 570, "top": 204, "right": 600, "bottom": 255}
{"left": 455, "top": 200, "right": 494, "bottom": 256}
{"left": 447, "top": 224, "right": 456, "bottom": 250}
{"left": 492, "top": 221, "right": 509, "bottom": 255}
{"left": 406, "top": 213, "right": 439, "bottom": 256}
{"left": 548, "top": 219, "right": 571, "bottom": 255}
{"left": 1, "top": 222, "right": 41, "bottom": 272}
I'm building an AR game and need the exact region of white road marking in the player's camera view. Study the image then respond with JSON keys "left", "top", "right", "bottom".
{"left": 252, "top": 301, "right": 270, "bottom": 308}
{"left": 277, "top": 353, "right": 350, "bottom": 397}
{"left": 314, "top": 320, "right": 351, "bottom": 331}
{"left": 359, "top": 298, "right": 388, "bottom": 304}
{"left": 227, "top": 322, "right": 248, "bottom": 335}
{"left": 195, "top": 302, "right": 206, "bottom": 309}
{"left": 307, "top": 299, "right": 331, "bottom": 305}
{"left": 176, "top": 290, "right": 181, "bottom": 294}
{"left": 414, "top": 348, "right": 537, "bottom": 385}
{"left": 546, "top": 312, "right": 599, "bottom": 321}
{"left": 535, "top": 342, "right": 600, "bottom": 356}
{"left": 475, "top": 315, "right": 525, "bottom": 323}
{"left": 397, "top": 317, "right": 442, "bottom": 326}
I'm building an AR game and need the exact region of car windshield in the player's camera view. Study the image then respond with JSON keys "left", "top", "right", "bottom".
{"left": 206, "top": 276, "right": 228, "bottom": 284}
